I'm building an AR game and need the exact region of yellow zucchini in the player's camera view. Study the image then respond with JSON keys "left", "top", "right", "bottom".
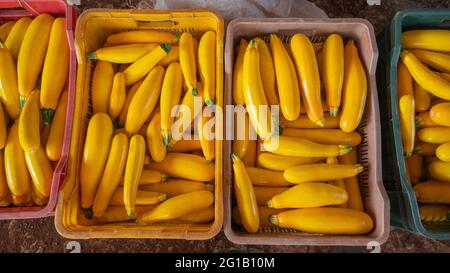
{"left": 281, "top": 113, "right": 340, "bottom": 129}
{"left": 92, "top": 133, "right": 129, "bottom": 218}
{"left": 12, "top": 192, "right": 33, "bottom": 207}
{"left": 268, "top": 182, "right": 348, "bottom": 208}
{"left": 168, "top": 138, "right": 201, "bottom": 152}
{"left": 92, "top": 61, "right": 115, "bottom": 114}
{"left": 406, "top": 154, "right": 423, "bottom": 184}
{"left": 411, "top": 49, "right": 450, "bottom": 73}
{"left": 416, "top": 111, "right": 439, "bottom": 128}
{"left": 414, "top": 180, "right": 450, "bottom": 204}
{"left": 106, "top": 30, "right": 177, "bottom": 46}
{"left": 160, "top": 62, "right": 183, "bottom": 145}
{"left": 257, "top": 153, "right": 324, "bottom": 171}
{"left": 177, "top": 206, "right": 214, "bottom": 223}
{"left": 254, "top": 38, "right": 278, "bottom": 106}
{"left": 430, "top": 103, "right": 450, "bottom": 127}
{"left": 31, "top": 182, "right": 48, "bottom": 206}
{"left": 40, "top": 17, "right": 69, "bottom": 123}
{"left": 0, "top": 151, "right": 12, "bottom": 207}
{"left": 118, "top": 79, "right": 143, "bottom": 128}
{"left": 414, "top": 81, "right": 431, "bottom": 112}
{"left": 139, "top": 169, "right": 169, "bottom": 185}
{"left": 0, "top": 40, "right": 20, "bottom": 119}
{"left": 291, "top": 33, "right": 324, "bottom": 126}
{"left": 4, "top": 17, "right": 31, "bottom": 61}
{"left": 140, "top": 179, "right": 212, "bottom": 198}
{"left": 119, "top": 169, "right": 169, "bottom": 186}
{"left": 282, "top": 128, "right": 361, "bottom": 146}
{"left": 4, "top": 123, "right": 32, "bottom": 198}
{"left": 397, "top": 61, "right": 414, "bottom": 97}
{"left": 158, "top": 45, "right": 179, "bottom": 66}
{"left": 198, "top": 112, "right": 215, "bottom": 161}
{"left": 125, "top": 65, "right": 165, "bottom": 134}
{"left": 87, "top": 44, "right": 158, "bottom": 63}
{"left": 401, "top": 50, "right": 450, "bottom": 100}
{"left": 109, "top": 187, "right": 166, "bottom": 206}
{"left": 263, "top": 135, "right": 351, "bottom": 158}
{"left": 179, "top": 32, "right": 198, "bottom": 95}
{"left": 232, "top": 153, "right": 259, "bottom": 233}
{"left": 233, "top": 206, "right": 288, "bottom": 228}
{"left": 123, "top": 134, "right": 146, "bottom": 216}
{"left": 418, "top": 127, "right": 450, "bottom": 144}
{"left": 146, "top": 112, "right": 166, "bottom": 162}
{"left": 233, "top": 39, "right": 248, "bottom": 105}
{"left": 172, "top": 83, "right": 204, "bottom": 140}
{"left": 419, "top": 205, "right": 450, "bottom": 222}
{"left": 0, "top": 21, "right": 15, "bottom": 41}
{"left": 326, "top": 157, "right": 348, "bottom": 208}
{"left": 269, "top": 207, "right": 373, "bottom": 235}
{"left": 123, "top": 44, "right": 170, "bottom": 86}
{"left": 414, "top": 141, "right": 439, "bottom": 155}
{"left": 428, "top": 160, "right": 450, "bottom": 182}
{"left": 253, "top": 186, "right": 289, "bottom": 206}
{"left": 270, "top": 34, "right": 301, "bottom": 121}
{"left": 339, "top": 150, "right": 364, "bottom": 211}
{"left": 18, "top": 91, "right": 40, "bottom": 152}
{"left": 399, "top": 95, "right": 416, "bottom": 156}
{"left": 46, "top": 90, "right": 68, "bottom": 161}
{"left": 17, "top": 14, "right": 54, "bottom": 106}
{"left": 80, "top": 113, "right": 113, "bottom": 218}
{"left": 24, "top": 146, "right": 53, "bottom": 198}
{"left": 436, "top": 142, "right": 450, "bottom": 162}
{"left": 140, "top": 190, "right": 213, "bottom": 223}
{"left": 322, "top": 34, "right": 344, "bottom": 117}
{"left": 232, "top": 109, "right": 250, "bottom": 159}
{"left": 0, "top": 103, "right": 6, "bottom": 149}
{"left": 108, "top": 72, "right": 126, "bottom": 119}
{"left": 246, "top": 167, "right": 292, "bottom": 187}
{"left": 402, "top": 30, "right": 450, "bottom": 52}
{"left": 198, "top": 31, "right": 216, "bottom": 105}
{"left": 243, "top": 39, "right": 274, "bottom": 139}
{"left": 79, "top": 205, "right": 156, "bottom": 225}
{"left": 284, "top": 163, "right": 363, "bottom": 184}
{"left": 242, "top": 139, "right": 257, "bottom": 167}
{"left": 340, "top": 40, "right": 367, "bottom": 133}
{"left": 146, "top": 153, "right": 214, "bottom": 182}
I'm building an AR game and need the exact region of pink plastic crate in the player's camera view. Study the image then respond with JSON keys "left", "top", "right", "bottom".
{"left": 0, "top": 0, "right": 77, "bottom": 219}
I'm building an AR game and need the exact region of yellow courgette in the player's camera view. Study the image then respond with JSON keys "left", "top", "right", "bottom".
{"left": 123, "top": 135, "right": 146, "bottom": 216}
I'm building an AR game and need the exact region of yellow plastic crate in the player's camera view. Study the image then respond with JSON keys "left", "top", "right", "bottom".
{"left": 54, "top": 9, "right": 224, "bottom": 239}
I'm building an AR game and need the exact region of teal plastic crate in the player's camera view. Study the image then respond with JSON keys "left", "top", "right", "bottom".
{"left": 377, "top": 9, "right": 450, "bottom": 240}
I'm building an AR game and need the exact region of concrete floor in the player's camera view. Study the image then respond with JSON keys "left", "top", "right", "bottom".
{"left": 1, "top": 0, "right": 450, "bottom": 253}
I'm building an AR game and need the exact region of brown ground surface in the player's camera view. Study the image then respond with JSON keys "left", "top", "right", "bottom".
{"left": 1, "top": 0, "right": 450, "bottom": 253}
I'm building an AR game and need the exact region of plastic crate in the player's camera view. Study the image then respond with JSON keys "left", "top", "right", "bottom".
{"left": 223, "top": 18, "right": 389, "bottom": 246}
{"left": 0, "top": 0, "right": 77, "bottom": 219}
{"left": 377, "top": 8, "right": 450, "bottom": 240}
{"left": 54, "top": 8, "right": 224, "bottom": 239}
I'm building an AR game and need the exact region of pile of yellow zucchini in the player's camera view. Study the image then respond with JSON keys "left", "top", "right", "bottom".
{"left": 79, "top": 29, "right": 217, "bottom": 225}
{"left": 0, "top": 15, "right": 69, "bottom": 207}
{"left": 398, "top": 29, "right": 450, "bottom": 222}
{"left": 231, "top": 33, "right": 374, "bottom": 235}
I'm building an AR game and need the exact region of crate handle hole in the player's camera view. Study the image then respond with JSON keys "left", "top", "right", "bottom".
{"left": 0, "top": 0, "right": 39, "bottom": 16}
{"left": 439, "top": 19, "right": 450, "bottom": 27}
{"left": 135, "top": 20, "right": 178, "bottom": 29}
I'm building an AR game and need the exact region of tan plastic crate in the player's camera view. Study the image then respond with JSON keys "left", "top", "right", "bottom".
{"left": 54, "top": 9, "right": 224, "bottom": 240}
{"left": 223, "top": 18, "right": 390, "bottom": 246}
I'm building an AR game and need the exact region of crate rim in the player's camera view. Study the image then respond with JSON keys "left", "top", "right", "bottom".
{"left": 55, "top": 7, "right": 225, "bottom": 240}
{"left": 386, "top": 8, "right": 450, "bottom": 240}
{"left": 0, "top": 0, "right": 77, "bottom": 220}
{"left": 223, "top": 17, "right": 390, "bottom": 246}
